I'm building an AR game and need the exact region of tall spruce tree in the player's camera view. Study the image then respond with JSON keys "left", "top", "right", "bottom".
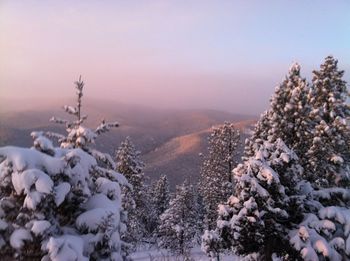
{"left": 269, "top": 64, "right": 311, "bottom": 151}
{"left": 244, "top": 63, "right": 311, "bottom": 161}
{"left": 203, "top": 58, "right": 350, "bottom": 261}
{"left": 115, "top": 137, "right": 148, "bottom": 245}
{"left": 203, "top": 138, "right": 304, "bottom": 260}
{"left": 289, "top": 57, "right": 350, "bottom": 260}
{"left": 199, "top": 122, "right": 240, "bottom": 230}
{"left": 243, "top": 110, "right": 272, "bottom": 161}
{"left": 305, "top": 56, "right": 350, "bottom": 187}
{"left": 237, "top": 57, "right": 350, "bottom": 260}
{"left": 158, "top": 180, "right": 199, "bottom": 256}
{"left": 149, "top": 175, "right": 170, "bottom": 236}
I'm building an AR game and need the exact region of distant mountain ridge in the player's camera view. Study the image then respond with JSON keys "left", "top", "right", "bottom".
{"left": 0, "top": 100, "right": 256, "bottom": 187}
{"left": 143, "top": 120, "right": 255, "bottom": 186}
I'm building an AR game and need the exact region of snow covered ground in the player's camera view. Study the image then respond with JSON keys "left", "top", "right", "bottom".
{"left": 131, "top": 246, "right": 239, "bottom": 261}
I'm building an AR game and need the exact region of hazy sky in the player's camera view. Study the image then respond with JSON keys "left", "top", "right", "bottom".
{"left": 1, "top": 1, "right": 350, "bottom": 115}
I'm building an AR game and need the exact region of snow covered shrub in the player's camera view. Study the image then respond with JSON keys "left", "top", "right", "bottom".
{"left": 203, "top": 138, "right": 304, "bottom": 260}
{"left": 0, "top": 77, "right": 130, "bottom": 260}
{"left": 0, "top": 142, "right": 128, "bottom": 260}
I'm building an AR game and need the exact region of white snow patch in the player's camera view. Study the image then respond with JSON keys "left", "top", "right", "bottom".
{"left": 54, "top": 182, "right": 71, "bottom": 206}
{"left": 31, "top": 220, "right": 51, "bottom": 236}
{"left": 46, "top": 235, "right": 88, "bottom": 261}
{"left": 0, "top": 219, "right": 8, "bottom": 230}
{"left": 10, "top": 228, "right": 32, "bottom": 249}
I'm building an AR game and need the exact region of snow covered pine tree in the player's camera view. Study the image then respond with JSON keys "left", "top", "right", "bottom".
{"left": 231, "top": 57, "right": 350, "bottom": 261}
{"left": 199, "top": 122, "right": 240, "bottom": 230}
{"left": 158, "top": 180, "right": 200, "bottom": 257}
{"left": 290, "top": 57, "right": 350, "bottom": 260}
{"left": 202, "top": 138, "right": 304, "bottom": 260}
{"left": 115, "top": 137, "right": 148, "bottom": 246}
{"left": 149, "top": 175, "right": 170, "bottom": 238}
{"left": 202, "top": 64, "right": 315, "bottom": 260}
{"left": 0, "top": 77, "right": 130, "bottom": 260}
{"left": 305, "top": 56, "right": 350, "bottom": 187}
{"left": 244, "top": 63, "right": 311, "bottom": 161}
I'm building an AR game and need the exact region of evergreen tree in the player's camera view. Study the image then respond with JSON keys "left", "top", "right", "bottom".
{"left": 203, "top": 57, "right": 350, "bottom": 261}
{"left": 305, "top": 56, "right": 350, "bottom": 187}
{"left": 149, "top": 175, "right": 170, "bottom": 236}
{"left": 203, "top": 138, "right": 304, "bottom": 260}
{"left": 49, "top": 77, "right": 119, "bottom": 153}
{"left": 244, "top": 63, "right": 311, "bottom": 161}
{"left": 158, "top": 180, "right": 199, "bottom": 256}
{"left": 47, "top": 76, "right": 120, "bottom": 181}
{"left": 269, "top": 64, "right": 311, "bottom": 152}
{"left": 238, "top": 58, "right": 350, "bottom": 261}
{"left": 290, "top": 57, "right": 350, "bottom": 259}
{"left": 243, "top": 110, "right": 272, "bottom": 160}
{"left": 115, "top": 137, "right": 148, "bottom": 245}
{"left": 199, "top": 122, "right": 240, "bottom": 230}
{"left": 0, "top": 78, "right": 129, "bottom": 260}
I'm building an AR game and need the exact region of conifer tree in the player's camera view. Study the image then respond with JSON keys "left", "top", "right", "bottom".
{"left": 305, "top": 56, "right": 350, "bottom": 187}
{"left": 0, "top": 78, "right": 129, "bottom": 260}
{"left": 243, "top": 110, "right": 272, "bottom": 160}
{"left": 149, "top": 175, "right": 170, "bottom": 236}
{"left": 158, "top": 180, "right": 199, "bottom": 256}
{"left": 199, "top": 122, "right": 240, "bottom": 229}
{"left": 115, "top": 137, "right": 148, "bottom": 245}
{"left": 48, "top": 76, "right": 119, "bottom": 169}
{"left": 236, "top": 57, "right": 350, "bottom": 260}
{"left": 203, "top": 139, "right": 304, "bottom": 260}
{"left": 269, "top": 64, "right": 311, "bottom": 151}
{"left": 289, "top": 57, "right": 350, "bottom": 260}
{"left": 244, "top": 63, "right": 311, "bottom": 161}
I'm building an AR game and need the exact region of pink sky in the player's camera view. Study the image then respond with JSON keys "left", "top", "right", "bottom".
{"left": 1, "top": 1, "right": 349, "bottom": 114}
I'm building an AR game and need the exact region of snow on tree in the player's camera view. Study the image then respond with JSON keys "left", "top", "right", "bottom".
{"left": 305, "top": 56, "right": 350, "bottom": 187}
{"left": 244, "top": 63, "right": 311, "bottom": 161}
{"left": 48, "top": 76, "right": 119, "bottom": 169}
{"left": 150, "top": 175, "right": 170, "bottom": 221}
{"left": 0, "top": 77, "right": 130, "bottom": 260}
{"left": 244, "top": 58, "right": 350, "bottom": 188}
{"left": 0, "top": 138, "right": 129, "bottom": 260}
{"left": 115, "top": 136, "right": 148, "bottom": 245}
{"left": 288, "top": 56, "right": 350, "bottom": 260}
{"left": 199, "top": 122, "right": 240, "bottom": 230}
{"left": 203, "top": 138, "right": 304, "bottom": 260}
{"left": 238, "top": 57, "right": 350, "bottom": 260}
{"left": 290, "top": 182, "right": 350, "bottom": 261}
{"left": 268, "top": 63, "right": 311, "bottom": 153}
{"left": 243, "top": 110, "right": 272, "bottom": 161}
{"left": 148, "top": 175, "right": 170, "bottom": 237}
{"left": 158, "top": 180, "right": 200, "bottom": 256}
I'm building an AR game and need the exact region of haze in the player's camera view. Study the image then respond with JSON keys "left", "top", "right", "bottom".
{"left": 1, "top": 1, "right": 350, "bottom": 115}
